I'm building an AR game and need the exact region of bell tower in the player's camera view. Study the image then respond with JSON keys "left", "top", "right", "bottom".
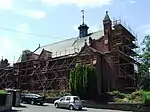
{"left": 103, "top": 11, "right": 112, "bottom": 51}
{"left": 78, "top": 10, "right": 89, "bottom": 38}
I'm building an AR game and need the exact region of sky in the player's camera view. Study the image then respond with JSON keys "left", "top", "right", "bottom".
{"left": 0, "top": 0, "right": 150, "bottom": 64}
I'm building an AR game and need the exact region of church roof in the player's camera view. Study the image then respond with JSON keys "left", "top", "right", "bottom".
{"left": 16, "top": 30, "right": 104, "bottom": 63}
{"left": 34, "top": 30, "right": 104, "bottom": 57}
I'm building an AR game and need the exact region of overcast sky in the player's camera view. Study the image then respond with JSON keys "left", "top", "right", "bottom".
{"left": 0, "top": 0, "right": 149, "bottom": 64}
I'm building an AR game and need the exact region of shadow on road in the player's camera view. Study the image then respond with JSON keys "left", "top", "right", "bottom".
{"left": 6, "top": 109, "right": 22, "bottom": 112}
{"left": 39, "top": 104, "right": 50, "bottom": 106}
{"left": 14, "top": 105, "right": 27, "bottom": 108}
{"left": 78, "top": 109, "right": 87, "bottom": 111}
{"left": 31, "top": 104, "right": 50, "bottom": 107}
{"left": 20, "top": 103, "right": 49, "bottom": 107}
{"left": 58, "top": 107, "right": 87, "bottom": 111}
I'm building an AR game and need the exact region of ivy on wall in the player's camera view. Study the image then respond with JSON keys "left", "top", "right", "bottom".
{"left": 69, "top": 63, "right": 97, "bottom": 99}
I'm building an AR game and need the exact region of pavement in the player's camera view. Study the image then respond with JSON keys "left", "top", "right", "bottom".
{"left": 10, "top": 103, "right": 132, "bottom": 112}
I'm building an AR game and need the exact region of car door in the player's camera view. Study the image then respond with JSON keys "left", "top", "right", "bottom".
{"left": 59, "top": 97, "right": 65, "bottom": 107}
{"left": 63, "top": 97, "right": 71, "bottom": 108}
{"left": 25, "top": 94, "right": 30, "bottom": 103}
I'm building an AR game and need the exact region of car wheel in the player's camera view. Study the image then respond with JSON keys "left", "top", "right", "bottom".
{"left": 55, "top": 103, "right": 59, "bottom": 108}
{"left": 20, "top": 99, "right": 23, "bottom": 103}
{"left": 40, "top": 102, "right": 43, "bottom": 106}
{"left": 79, "top": 107, "right": 82, "bottom": 110}
{"left": 69, "top": 105, "right": 74, "bottom": 110}
{"left": 31, "top": 100, "right": 34, "bottom": 105}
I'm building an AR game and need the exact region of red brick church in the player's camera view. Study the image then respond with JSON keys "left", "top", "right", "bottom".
{"left": 0, "top": 11, "right": 138, "bottom": 95}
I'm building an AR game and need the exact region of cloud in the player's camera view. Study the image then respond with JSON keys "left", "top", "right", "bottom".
{"left": 41, "top": 0, "right": 113, "bottom": 7}
{"left": 0, "top": 0, "right": 46, "bottom": 20}
{"left": 0, "top": 0, "right": 14, "bottom": 10}
{"left": 0, "top": 37, "right": 23, "bottom": 64}
{"left": 18, "top": 10, "right": 46, "bottom": 20}
{"left": 131, "top": 0, "right": 135, "bottom": 4}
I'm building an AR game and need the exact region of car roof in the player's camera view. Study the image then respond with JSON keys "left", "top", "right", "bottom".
{"left": 24, "top": 93, "right": 40, "bottom": 96}
{"left": 64, "top": 95, "right": 79, "bottom": 98}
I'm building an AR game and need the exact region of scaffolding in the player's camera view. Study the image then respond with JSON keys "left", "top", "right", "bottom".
{"left": 12, "top": 49, "right": 93, "bottom": 91}
{"left": 106, "top": 20, "right": 138, "bottom": 91}
{"left": 0, "top": 67, "right": 15, "bottom": 89}
{"left": 0, "top": 19, "right": 138, "bottom": 92}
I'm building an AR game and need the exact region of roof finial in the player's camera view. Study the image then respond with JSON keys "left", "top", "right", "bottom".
{"left": 81, "top": 10, "right": 85, "bottom": 24}
{"left": 104, "top": 11, "right": 110, "bottom": 21}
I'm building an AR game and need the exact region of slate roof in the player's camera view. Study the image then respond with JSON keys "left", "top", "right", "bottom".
{"left": 16, "top": 30, "right": 104, "bottom": 63}
{"left": 34, "top": 30, "right": 104, "bottom": 57}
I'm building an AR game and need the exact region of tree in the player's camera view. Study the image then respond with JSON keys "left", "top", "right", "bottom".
{"left": 22, "top": 50, "right": 32, "bottom": 61}
{"left": 69, "top": 63, "right": 97, "bottom": 99}
{"left": 138, "top": 35, "right": 150, "bottom": 90}
{"left": 0, "top": 58, "right": 10, "bottom": 68}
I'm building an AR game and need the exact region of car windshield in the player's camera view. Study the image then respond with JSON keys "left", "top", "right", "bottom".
{"left": 35, "top": 94, "right": 41, "bottom": 97}
{"left": 60, "top": 97, "right": 65, "bottom": 101}
{"left": 25, "top": 94, "right": 41, "bottom": 97}
{"left": 74, "top": 97, "right": 80, "bottom": 101}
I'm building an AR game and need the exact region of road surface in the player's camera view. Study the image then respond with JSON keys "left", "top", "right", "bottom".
{"left": 11, "top": 103, "right": 131, "bottom": 112}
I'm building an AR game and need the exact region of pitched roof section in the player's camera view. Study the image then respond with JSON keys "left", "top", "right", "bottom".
{"left": 38, "top": 49, "right": 52, "bottom": 59}
{"left": 34, "top": 30, "right": 104, "bottom": 58}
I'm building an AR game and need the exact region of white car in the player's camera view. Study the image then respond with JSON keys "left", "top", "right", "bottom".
{"left": 54, "top": 96, "right": 83, "bottom": 110}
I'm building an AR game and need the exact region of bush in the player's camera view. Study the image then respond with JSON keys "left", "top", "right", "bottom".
{"left": 108, "top": 90, "right": 126, "bottom": 99}
{"left": 108, "top": 90, "right": 143, "bottom": 103}
{"left": 22, "top": 90, "right": 71, "bottom": 98}
{"left": 0, "top": 90, "right": 7, "bottom": 94}
{"left": 39, "top": 90, "right": 71, "bottom": 98}
{"left": 142, "top": 91, "right": 150, "bottom": 105}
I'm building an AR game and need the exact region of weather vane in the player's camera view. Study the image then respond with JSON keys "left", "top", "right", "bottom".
{"left": 81, "top": 10, "right": 85, "bottom": 24}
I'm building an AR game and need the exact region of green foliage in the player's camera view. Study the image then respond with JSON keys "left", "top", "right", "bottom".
{"left": 108, "top": 90, "right": 144, "bottom": 103}
{"left": 108, "top": 90, "right": 125, "bottom": 99}
{"left": 141, "top": 91, "right": 150, "bottom": 105}
{"left": 42, "top": 91, "right": 71, "bottom": 98}
{"left": 69, "top": 63, "right": 97, "bottom": 99}
{"left": 0, "top": 90, "right": 7, "bottom": 94}
{"left": 28, "top": 90, "right": 71, "bottom": 98}
{"left": 138, "top": 35, "right": 150, "bottom": 90}
{"left": 130, "top": 90, "right": 144, "bottom": 99}
{"left": 128, "top": 90, "right": 143, "bottom": 103}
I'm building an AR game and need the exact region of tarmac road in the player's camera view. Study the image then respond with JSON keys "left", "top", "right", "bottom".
{"left": 11, "top": 103, "right": 132, "bottom": 112}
